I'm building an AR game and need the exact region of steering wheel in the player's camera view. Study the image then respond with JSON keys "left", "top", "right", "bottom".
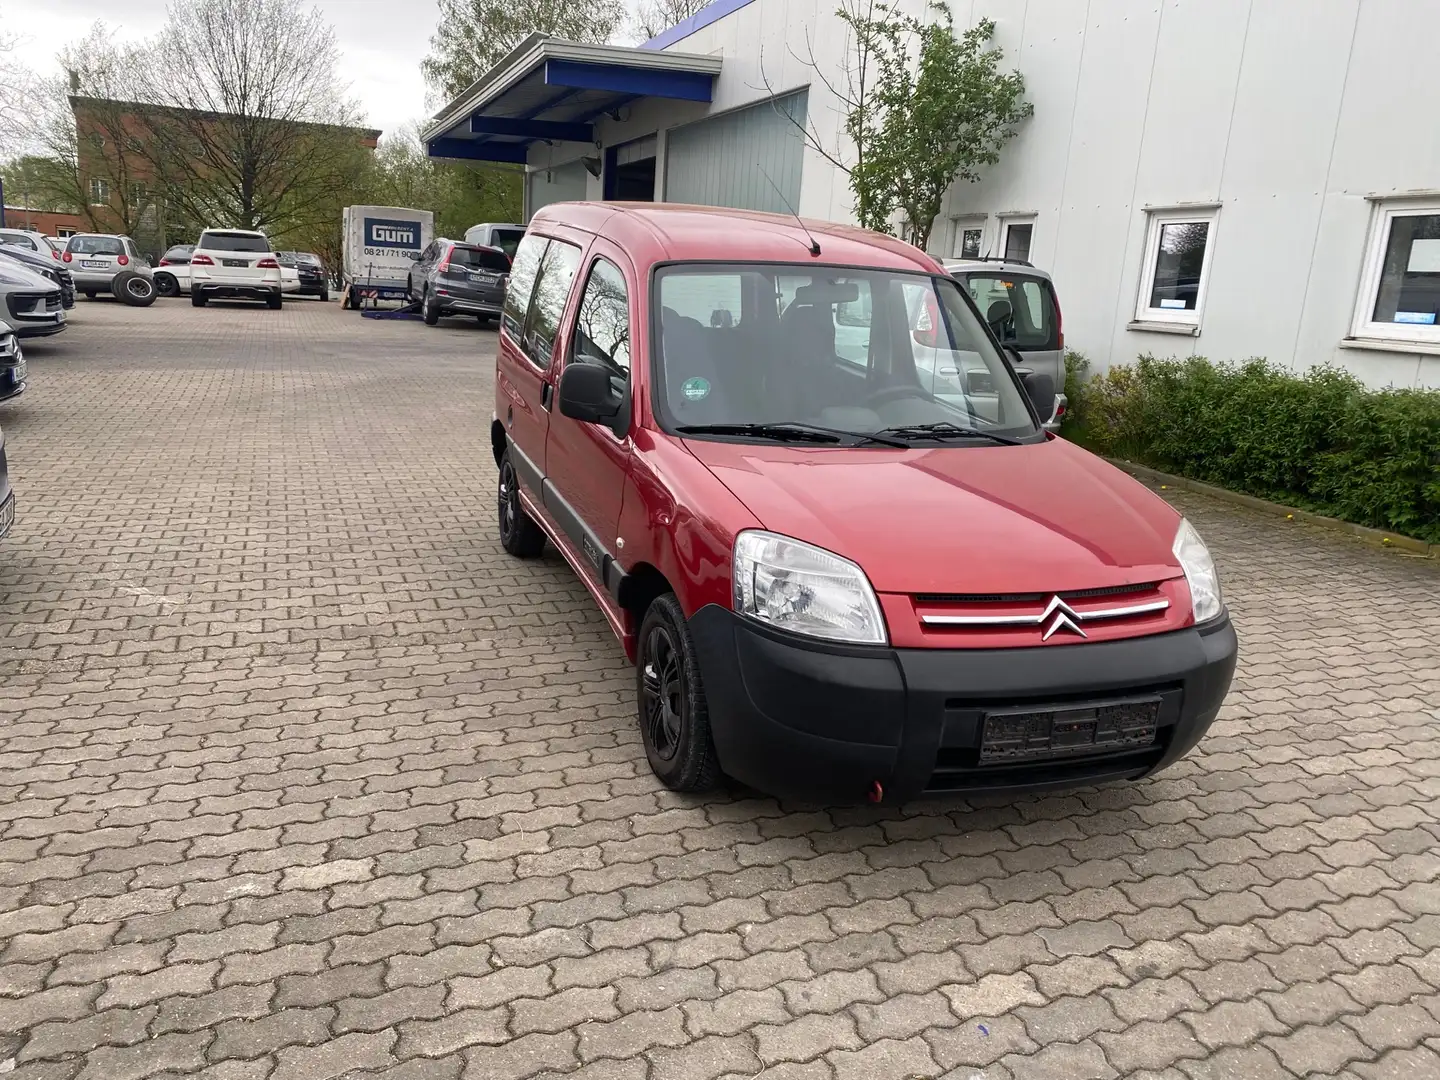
{"left": 865, "top": 384, "right": 925, "bottom": 407}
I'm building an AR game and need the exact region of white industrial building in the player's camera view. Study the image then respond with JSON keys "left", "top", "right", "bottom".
{"left": 425, "top": 0, "right": 1440, "bottom": 390}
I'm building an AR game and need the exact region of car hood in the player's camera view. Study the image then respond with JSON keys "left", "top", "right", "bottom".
{"left": 682, "top": 437, "right": 1184, "bottom": 594}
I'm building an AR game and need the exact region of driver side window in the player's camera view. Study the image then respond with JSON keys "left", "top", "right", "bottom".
{"left": 569, "top": 257, "right": 631, "bottom": 380}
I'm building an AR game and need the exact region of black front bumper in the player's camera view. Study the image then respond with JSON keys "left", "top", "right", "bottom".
{"left": 688, "top": 604, "right": 1238, "bottom": 804}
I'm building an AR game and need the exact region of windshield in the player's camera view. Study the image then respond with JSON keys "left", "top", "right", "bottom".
{"left": 200, "top": 232, "right": 270, "bottom": 253}
{"left": 959, "top": 273, "right": 1059, "bottom": 350}
{"left": 447, "top": 245, "right": 509, "bottom": 271}
{"left": 653, "top": 263, "right": 1038, "bottom": 441}
{"left": 67, "top": 236, "right": 124, "bottom": 255}
{"left": 486, "top": 229, "right": 525, "bottom": 259}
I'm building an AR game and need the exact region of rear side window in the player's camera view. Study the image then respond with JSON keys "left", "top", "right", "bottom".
{"left": 501, "top": 234, "right": 547, "bottom": 344}
{"left": 961, "top": 274, "right": 1058, "bottom": 350}
{"left": 67, "top": 236, "right": 124, "bottom": 255}
{"left": 447, "top": 245, "right": 510, "bottom": 272}
{"left": 524, "top": 241, "right": 582, "bottom": 365}
{"left": 200, "top": 232, "right": 270, "bottom": 253}
{"left": 489, "top": 229, "right": 526, "bottom": 259}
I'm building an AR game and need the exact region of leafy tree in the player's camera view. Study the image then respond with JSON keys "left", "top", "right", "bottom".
{"left": 846, "top": 7, "right": 1030, "bottom": 249}
{"left": 364, "top": 124, "right": 522, "bottom": 240}
{"left": 771, "top": 4, "right": 1030, "bottom": 249}
{"left": 423, "top": 0, "right": 626, "bottom": 104}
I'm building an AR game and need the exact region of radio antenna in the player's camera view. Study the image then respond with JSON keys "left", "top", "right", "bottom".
{"left": 757, "top": 163, "right": 821, "bottom": 257}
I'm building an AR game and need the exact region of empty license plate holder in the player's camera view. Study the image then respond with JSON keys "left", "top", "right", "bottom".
{"left": 979, "top": 697, "right": 1160, "bottom": 763}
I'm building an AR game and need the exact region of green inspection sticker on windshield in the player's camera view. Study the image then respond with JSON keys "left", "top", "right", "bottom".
{"left": 681, "top": 377, "right": 711, "bottom": 401}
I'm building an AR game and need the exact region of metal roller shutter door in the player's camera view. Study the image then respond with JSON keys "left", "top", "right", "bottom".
{"left": 664, "top": 90, "right": 807, "bottom": 214}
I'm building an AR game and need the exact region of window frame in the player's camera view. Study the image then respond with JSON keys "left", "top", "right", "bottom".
{"left": 999, "top": 216, "right": 1035, "bottom": 265}
{"left": 88, "top": 178, "right": 110, "bottom": 206}
{"left": 520, "top": 237, "right": 582, "bottom": 370}
{"left": 949, "top": 216, "right": 986, "bottom": 260}
{"left": 1350, "top": 197, "right": 1440, "bottom": 346}
{"left": 1133, "top": 207, "right": 1219, "bottom": 328}
{"left": 567, "top": 255, "right": 634, "bottom": 439}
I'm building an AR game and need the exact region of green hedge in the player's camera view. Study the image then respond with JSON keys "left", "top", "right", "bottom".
{"left": 1062, "top": 352, "right": 1440, "bottom": 543}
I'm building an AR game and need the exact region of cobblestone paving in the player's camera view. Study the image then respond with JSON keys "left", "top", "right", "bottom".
{"left": 0, "top": 298, "right": 1438, "bottom": 1079}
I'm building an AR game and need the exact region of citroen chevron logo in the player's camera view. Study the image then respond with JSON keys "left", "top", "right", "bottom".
{"left": 1039, "top": 595, "right": 1087, "bottom": 640}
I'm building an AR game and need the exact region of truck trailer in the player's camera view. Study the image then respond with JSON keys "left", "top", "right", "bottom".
{"left": 341, "top": 206, "right": 434, "bottom": 309}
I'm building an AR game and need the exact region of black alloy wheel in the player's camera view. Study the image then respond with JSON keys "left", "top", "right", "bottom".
{"left": 641, "top": 625, "right": 683, "bottom": 763}
{"left": 636, "top": 594, "right": 721, "bottom": 792}
{"left": 496, "top": 452, "right": 545, "bottom": 557}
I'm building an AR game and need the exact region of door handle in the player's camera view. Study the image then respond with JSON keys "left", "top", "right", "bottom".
{"left": 540, "top": 381, "right": 553, "bottom": 409}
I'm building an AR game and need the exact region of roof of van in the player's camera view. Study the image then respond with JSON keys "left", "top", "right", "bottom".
{"left": 528, "top": 202, "right": 943, "bottom": 275}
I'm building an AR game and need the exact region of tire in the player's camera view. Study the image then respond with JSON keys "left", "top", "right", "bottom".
{"left": 497, "top": 450, "right": 546, "bottom": 558}
{"left": 637, "top": 594, "right": 722, "bottom": 793}
{"left": 318, "top": 288, "right": 329, "bottom": 302}
{"left": 267, "top": 291, "right": 282, "bottom": 310}
{"left": 191, "top": 291, "right": 207, "bottom": 307}
{"left": 476, "top": 315, "right": 492, "bottom": 327}
{"left": 114, "top": 271, "right": 157, "bottom": 307}
{"left": 422, "top": 289, "right": 440, "bottom": 326}
{"left": 84, "top": 291, "right": 96, "bottom": 300}
{"left": 154, "top": 273, "right": 179, "bottom": 298}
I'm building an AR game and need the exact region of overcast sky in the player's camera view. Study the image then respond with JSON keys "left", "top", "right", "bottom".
{"left": 0, "top": 0, "right": 441, "bottom": 139}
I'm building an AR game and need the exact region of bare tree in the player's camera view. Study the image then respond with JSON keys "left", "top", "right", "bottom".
{"left": 134, "top": 0, "right": 370, "bottom": 236}
{"left": 629, "top": 0, "right": 710, "bottom": 43}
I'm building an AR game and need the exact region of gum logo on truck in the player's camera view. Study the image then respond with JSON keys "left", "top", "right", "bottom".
{"left": 363, "top": 218, "right": 421, "bottom": 258}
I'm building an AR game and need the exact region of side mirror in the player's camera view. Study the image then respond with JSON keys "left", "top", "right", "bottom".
{"left": 557, "top": 362, "right": 622, "bottom": 425}
{"left": 1016, "top": 370, "right": 1063, "bottom": 430}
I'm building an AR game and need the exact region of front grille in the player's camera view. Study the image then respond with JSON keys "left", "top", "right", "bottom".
{"left": 44, "top": 295, "right": 60, "bottom": 312}
{"left": 916, "top": 582, "right": 1155, "bottom": 604}
{"left": 7, "top": 294, "right": 40, "bottom": 317}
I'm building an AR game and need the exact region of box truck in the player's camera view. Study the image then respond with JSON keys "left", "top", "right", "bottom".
{"left": 342, "top": 206, "right": 434, "bottom": 309}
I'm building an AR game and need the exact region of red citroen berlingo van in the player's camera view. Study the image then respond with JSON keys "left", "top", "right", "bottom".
{"left": 491, "top": 203, "right": 1236, "bottom": 804}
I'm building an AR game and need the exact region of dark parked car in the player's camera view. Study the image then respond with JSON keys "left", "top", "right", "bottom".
{"left": 406, "top": 240, "right": 509, "bottom": 325}
{"left": 0, "top": 244, "right": 74, "bottom": 308}
{"left": 0, "top": 414, "right": 13, "bottom": 543}
{"left": 0, "top": 321, "right": 25, "bottom": 405}
{"left": 277, "top": 251, "right": 329, "bottom": 301}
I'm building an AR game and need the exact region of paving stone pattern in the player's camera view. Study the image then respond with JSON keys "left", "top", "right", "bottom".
{"left": 0, "top": 299, "right": 1438, "bottom": 1079}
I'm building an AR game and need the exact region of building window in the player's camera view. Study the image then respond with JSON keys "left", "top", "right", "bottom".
{"left": 128, "top": 182, "right": 147, "bottom": 206}
{"left": 57, "top": 228, "right": 78, "bottom": 238}
{"left": 1352, "top": 199, "right": 1440, "bottom": 345}
{"left": 88, "top": 178, "right": 110, "bottom": 205}
{"left": 951, "top": 219, "right": 984, "bottom": 260}
{"left": 1002, "top": 219, "right": 1033, "bottom": 264}
{"left": 1135, "top": 208, "right": 1218, "bottom": 326}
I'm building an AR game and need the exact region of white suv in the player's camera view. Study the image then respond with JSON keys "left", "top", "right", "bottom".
{"left": 190, "top": 229, "right": 284, "bottom": 309}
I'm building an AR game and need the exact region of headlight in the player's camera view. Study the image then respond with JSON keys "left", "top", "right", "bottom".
{"left": 733, "top": 530, "right": 887, "bottom": 645}
{"left": 1173, "top": 518, "right": 1223, "bottom": 623}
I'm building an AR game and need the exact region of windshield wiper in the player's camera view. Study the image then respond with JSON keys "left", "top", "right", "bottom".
{"left": 873, "top": 422, "right": 1025, "bottom": 446}
{"left": 675, "top": 422, "right": 909, "bottom": 448}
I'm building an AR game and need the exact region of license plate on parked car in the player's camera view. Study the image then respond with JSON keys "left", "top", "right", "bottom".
{"left": 979, "top": 698, "right": 1160, "bottom": 763}
{"left": 81, "top": 260, "right": 107, "bottom": 269}
{"left": 11, "top": 360, "right": 25, "bottom": 382}
{"left": 0, "top": 495, "right": 13, "bottom": 539}
{"left": 223, "top": 258, "right": 248, "bottom": 267}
